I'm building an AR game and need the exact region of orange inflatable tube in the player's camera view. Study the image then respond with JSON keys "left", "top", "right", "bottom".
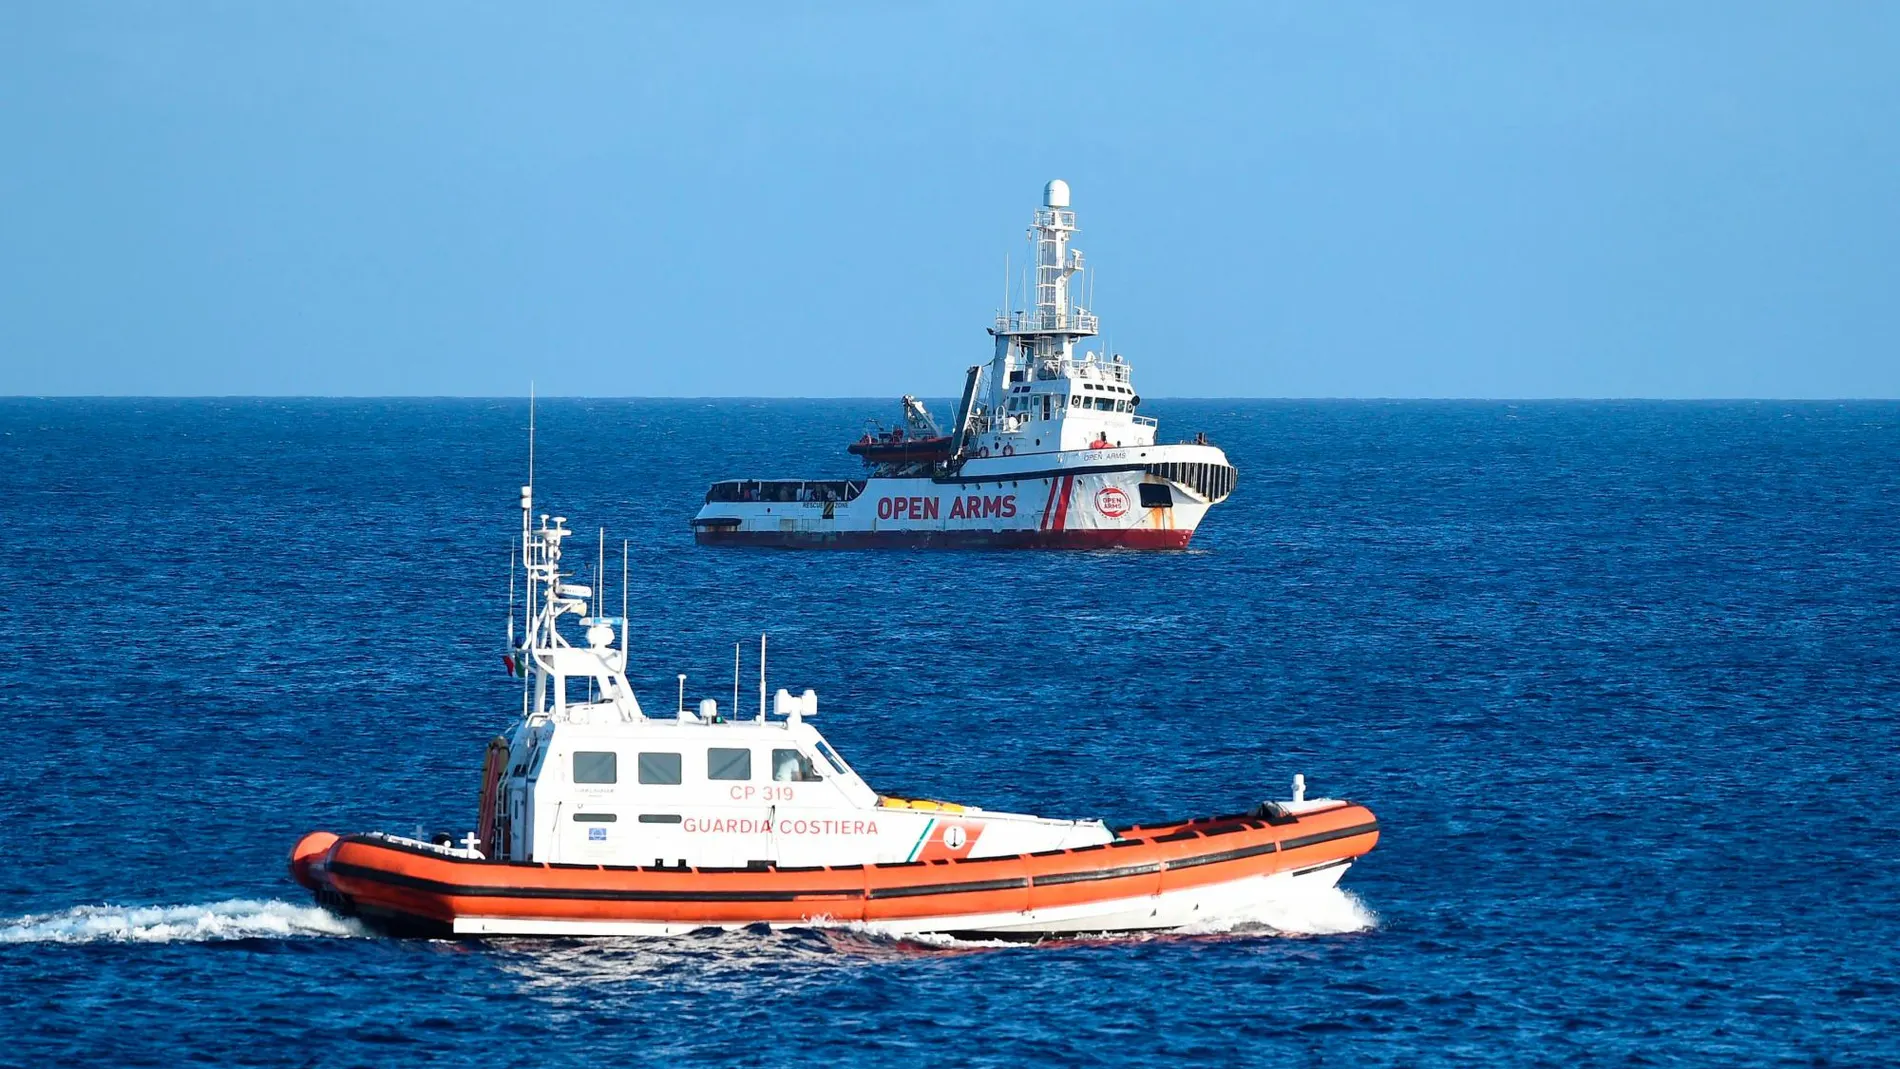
{"left": 291, "top": 804, "right": 1378, "bottom": 936}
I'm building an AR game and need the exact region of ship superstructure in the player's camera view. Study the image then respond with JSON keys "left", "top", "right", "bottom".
{"left": 693, "top": 181, "right": 1236, "bottom": 549}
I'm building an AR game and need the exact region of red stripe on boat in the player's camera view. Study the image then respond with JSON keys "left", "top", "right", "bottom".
{"left": 1051, "top": 475, "right": 1074, "bottom": 532}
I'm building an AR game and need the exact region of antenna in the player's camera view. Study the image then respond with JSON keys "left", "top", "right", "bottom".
{"left": 758, "top": 633, "right": 767, "bottom": 722}
{"left": 520, "top": 386, "right": 534, "bottom": 655}
{"left": 621, "top": 539, "right": 629, "bottom": 659}
{"left": 518, "top": 387, "right": 535, "bottom": 718}
{"left": 1002, "top": 252, "right": 1009, "bottom": 321}
{"left": 677, "top": 674, "right": 686, "bottom": 716}
{"left": 596, "top": 527, "right": 605, "bottom": 621}
{"left": 507, "top": 536, "right": 517, "bottom": 652}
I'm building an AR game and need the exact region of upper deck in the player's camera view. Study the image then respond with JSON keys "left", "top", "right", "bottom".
{"left": 993, "top": 309, "right": 1100, "bottom": 337}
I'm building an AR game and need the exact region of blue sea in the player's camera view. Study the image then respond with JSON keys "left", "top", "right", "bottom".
{"left": 2, "top": 398, "right": 1897, "bottom": 1066}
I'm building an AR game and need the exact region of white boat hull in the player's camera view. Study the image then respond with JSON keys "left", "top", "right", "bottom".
{"left": 694, "top": 445, "right": 1234, "bottom": 549}
{"left": 448, "top": 863, "right": 1349, "bottom": 939}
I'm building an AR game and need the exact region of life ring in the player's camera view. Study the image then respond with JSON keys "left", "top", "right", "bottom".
{"left": 1002, "top": 445, "right": 1015, "bottom": 456}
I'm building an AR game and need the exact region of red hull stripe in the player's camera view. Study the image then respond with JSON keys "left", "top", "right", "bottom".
{"left": 696, "top": 528, "right": 1194, "bottom": 550}
{"left": 1038, "top": 476, "right": 1061, "bottom": 531}
{"left": 1051, "top": 475, "right": 1074, "bottom": 532}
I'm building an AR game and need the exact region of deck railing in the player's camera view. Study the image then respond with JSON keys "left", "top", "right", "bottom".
{"left": 994, "top": 310, "right": 1100, "bottom": 335}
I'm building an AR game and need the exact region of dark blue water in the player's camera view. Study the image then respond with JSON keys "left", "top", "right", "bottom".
{"left": 3, "top": 399, "right": 1897, "bottom": 1066}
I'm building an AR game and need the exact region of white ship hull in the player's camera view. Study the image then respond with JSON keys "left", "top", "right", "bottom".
{"left": 693, "top": 444, "right": 1235, "bottom": 549}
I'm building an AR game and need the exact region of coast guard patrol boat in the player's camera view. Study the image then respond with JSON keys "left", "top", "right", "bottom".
{"left": 692, "top": 180, "right": 1237, "bottom": 549}
{"left": 291, "top": 476, "right": 1378, "bottom": 938}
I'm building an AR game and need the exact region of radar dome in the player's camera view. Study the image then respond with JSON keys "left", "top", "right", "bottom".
{"left": 1043, "top": 179, "right": 1071, "bottom": 208}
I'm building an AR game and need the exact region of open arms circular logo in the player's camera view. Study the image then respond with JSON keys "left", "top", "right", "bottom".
{"left": 1096, "top": 486, "right": 1129, "bottom": 517}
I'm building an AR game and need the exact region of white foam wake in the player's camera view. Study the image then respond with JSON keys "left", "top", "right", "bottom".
{"left": 832, "top": 881, "right": 1378, "bottom": 950}
{"left": 0, "top": 899, "right": 367, "bottom": 945}
{"left": 1180, "top": 882, "right": 1379, "bottom": 937}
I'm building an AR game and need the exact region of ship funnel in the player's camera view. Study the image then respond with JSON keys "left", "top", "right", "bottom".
{"left": 1044, "top": 179, "right": 1070, "bottom": 208}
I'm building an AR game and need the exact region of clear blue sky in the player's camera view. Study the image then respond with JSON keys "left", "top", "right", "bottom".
{"left": 2, "top": 3, "right": 1895, "bottom": 398}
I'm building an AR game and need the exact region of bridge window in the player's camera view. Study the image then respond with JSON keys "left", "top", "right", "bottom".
{"left": 638, "top": 752, "right": 682, "bottom": 785}
{"left": 772, "top": 749, "right": 822, "bottom": 782}
{"left": 707, "top": 747, "right": 752, "bottom": 781}
{"left": 814, "top": 740, "right": 851, "bottom": 776}
{"left": 573, "top": 751, "right": 617, "bottom": 784}
{"left": 572, "top": 812, "right": 618, "bottom": 822}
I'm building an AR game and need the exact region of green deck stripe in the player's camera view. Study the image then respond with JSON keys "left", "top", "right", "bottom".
{"left": 904, "top": 818, "right": 936, "bottom": 862}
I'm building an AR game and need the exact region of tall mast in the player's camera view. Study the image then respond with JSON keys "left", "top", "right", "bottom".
{"left": 986, "top": 181, "right": 1098, "bottom": 418}
{"left": 1033, "top": 179, "right": 1080, "bottom": 328}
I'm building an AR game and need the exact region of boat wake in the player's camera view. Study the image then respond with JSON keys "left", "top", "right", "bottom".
{"left": 871, "top": 881, "right": 1379, "bottom": 950}
{"left": 1177, "top": 882, "right": 1379, "bottom": 938}
{"left": 0, "top": 899, "right": 368, "bottom": 945}
{"left": 488, "top": 885, "right": 1381, "bottom": 993}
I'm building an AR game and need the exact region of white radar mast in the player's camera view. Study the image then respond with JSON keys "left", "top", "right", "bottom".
{"left": 974, "top": 180, "right": 1100, "bottom": 446}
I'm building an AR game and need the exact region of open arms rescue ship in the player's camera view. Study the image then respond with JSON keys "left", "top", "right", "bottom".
{"left": 692, "top": 180, "right": 1237, "bottom": 549}
{"left": 290, "top": 473, "right": 1378, "bottom": 939}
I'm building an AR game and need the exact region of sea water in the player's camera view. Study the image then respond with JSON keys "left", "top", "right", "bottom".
{"left": 2, "top": 398, "right": 1896, "bottom": 1065}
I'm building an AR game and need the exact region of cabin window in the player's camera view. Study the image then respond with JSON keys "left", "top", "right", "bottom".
{"left": 707, "top": 747, "right": 752, "bottom": 781}
{"left": 814, "top": 740, "right": 850, "bottom": 776}
{"left": 638, "top": 813, "right": 683, "bottom": 824}
{"left": 772, "top": 749, "right": 823, "bottom": 782}
{"left": 572, "top": 751, "right": 617, "bottom": 784}
{"left": 638, "top": 752, "right": 683, "bottom": 785}
{"left": 572, "top": 813, "right": 618, "bottom": 822}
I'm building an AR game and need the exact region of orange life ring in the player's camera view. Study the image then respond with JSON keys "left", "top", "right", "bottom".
{"left": 1002, "top": 445, "right": 1015, "bottom": 456}
{"left": 976, "top": 447, "right": 990, "bottom": 458}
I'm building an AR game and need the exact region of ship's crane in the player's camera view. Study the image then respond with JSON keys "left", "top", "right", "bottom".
{"left": 900, "top": 395, "right": 942, "bottom": 438}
